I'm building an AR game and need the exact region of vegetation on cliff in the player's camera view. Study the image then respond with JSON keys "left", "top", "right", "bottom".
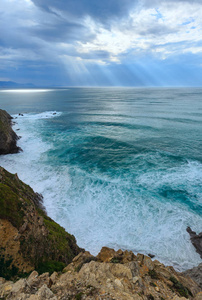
{"left": 0, "top": 167, "right": 81, "bottom": 279}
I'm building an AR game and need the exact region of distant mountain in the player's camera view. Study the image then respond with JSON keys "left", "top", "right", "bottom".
{"left": 0, "top": 81, "right": 35, "bottom": 88}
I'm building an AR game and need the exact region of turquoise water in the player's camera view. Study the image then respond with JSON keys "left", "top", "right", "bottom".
{"left": 0, "top": 87, "right": 202, "bottom": 270}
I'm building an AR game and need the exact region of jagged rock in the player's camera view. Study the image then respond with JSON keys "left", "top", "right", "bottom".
{"left": 172, "top": 296, "right": 187, "bottom": 300}
{"left": 53, "top": 248, "right": 201, "bottom": 299}
{"left": 27, "top": 271, "right": 39, "bottom": 288}
{"left": 194, "top": 292, "right": 202, "bottom": 300}
{"left": 0, "top": 167, "right": 81, "bottom": 278}
{"left": 0, "top": 247, "right": 201, "bottom": 299}
{"left": 187, "top": 227, "right": 202, "bottom": 259}
{"left": 97, "top": 246, "right": 116, "bottom": 262}
{"left": 37, "top": 284, "right": 57, "bottom": 299}
{"left": 49, "top": 272, "right": 58, "bottom": 286}
{"left": 0, "top": 109, "right": 21, "bottom": 154}
{"left": 183, "top": 263, "right": 202, "bottom": 290}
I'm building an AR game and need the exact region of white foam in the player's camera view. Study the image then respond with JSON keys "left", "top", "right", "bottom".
{"left": 58, "top": 168, "right": 201, "bottom": 270}
{"left": 13, "top": 111, "right": 62, "bottom": 120}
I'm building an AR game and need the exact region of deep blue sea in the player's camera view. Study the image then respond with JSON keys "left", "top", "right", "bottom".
{"left": 0, "top": 87, "right": 202, "bottom": 270}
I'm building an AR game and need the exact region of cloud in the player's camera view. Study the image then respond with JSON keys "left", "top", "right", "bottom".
{"left": 31, "top": 0, "right": 136, "bottom": 24}
{"left": 0, "top": 0, "right": 202, "bottom": 86}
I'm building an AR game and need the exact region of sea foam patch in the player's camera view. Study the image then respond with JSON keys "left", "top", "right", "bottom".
{"left": 13, "top": 111, "right": 62, "bottom": 119}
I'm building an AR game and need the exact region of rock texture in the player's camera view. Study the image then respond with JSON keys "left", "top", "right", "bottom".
{"left": 0, "top": 167, "right": 81, "bottom": 278}
{"left": 0, "top": 109, "right": 21, "bottom": 154}
{"left": 187, "top": 227, "right": 202, "bottom": 259}
{"left": 0, "top": 247, "right": 201, "bottom": 299}
{"left": 183, "top": 263, "right": 202, "bottom": 290}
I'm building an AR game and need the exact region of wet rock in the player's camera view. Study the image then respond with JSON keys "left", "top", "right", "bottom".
{"left": 187, "top": 227, "right": 202, "bottom": 259}
{"left": 0, "top": 109, "right": 21, "bottom": 154}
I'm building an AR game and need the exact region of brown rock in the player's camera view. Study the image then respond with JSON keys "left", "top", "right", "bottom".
{"left": 172, "top": 296, "right": 187, "bottom": 300}
{"left": 49, "top": 272, "right": 58, "bottom": 285}
{"left": 142, "top": 256, "right": 154, "bottom": 270}
{"left": 97, "top": 247, "right": 116, "bottom": 262}
{"left": 194, "top": 292, "right": 202, "bottom": 300}
{"left": 37, "top": 284, "right": 57, "bottom": 299}
{"left": 0, "top": 167, "right": 81, "bottom": 279}
{"left": 183, "top": 263, "right": 202, "bottom": 290}
{"left": 11, "top": 279, "right": 26, "bottom": 294}
{"left": 1, "top": 247, "right": 201, "bottom": 300}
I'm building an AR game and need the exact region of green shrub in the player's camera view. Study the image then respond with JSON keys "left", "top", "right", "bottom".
{"left": 148, "top": 269, "right": 159, "bottom": 280}
{"left": 169, "top": 276, "right": 192, "bottom": 298}
{"left": 37, "top": 260, "right": 65, "bottom": 275}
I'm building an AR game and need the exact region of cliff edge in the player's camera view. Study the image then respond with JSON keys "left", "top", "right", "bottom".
{"left": 0, "top": 109, "right": 21, "bottom": 154}
{"left": 0, "top": 167, "right": 81, "bottom": 278}
{"left": 0, "top": 247, "right": 201, "bottom": 299}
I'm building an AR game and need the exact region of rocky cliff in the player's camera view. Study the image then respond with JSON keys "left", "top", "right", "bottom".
{"left": 0, "top": 247, "right": 202, "bottom": 299}
{"left": 0, "top": 167, "right": 81, "bottom": 278}
{"left": 0, "top": 109, "right": 21, "bottom": 154}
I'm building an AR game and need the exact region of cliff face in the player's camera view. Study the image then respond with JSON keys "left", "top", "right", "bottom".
{"left": 0, "top": 167, "right": 81, "bottom": 278}
{"left": 0, "top": 109, "right": 21, "bottom": 154}
{"left": 0, "top": 247, "right": 201, "bottom": 300}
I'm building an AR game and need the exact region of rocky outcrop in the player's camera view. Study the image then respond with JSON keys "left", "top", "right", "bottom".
{"left": 187, "top": 227, "right": 202, "bottom": 259}
{"left": 183, "top": 263, "right": 202, "bottom": 290}
{"left": 0, "top": 167, "right": 81, "bottom": 279}
{"left": 0, "top": 247, "right": 201, "bottom": 299}
{"left": 0, "top": 109, "right": 21, "bottom": 154}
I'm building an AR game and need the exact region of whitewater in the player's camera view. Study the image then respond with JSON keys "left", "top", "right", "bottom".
{"left": 0, "top": 87, "right": 201, "bottom": 271}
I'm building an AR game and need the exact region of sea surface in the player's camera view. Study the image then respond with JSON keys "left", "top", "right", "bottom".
{"left": 0, "top": 87, "right": 202, "bottom": 270}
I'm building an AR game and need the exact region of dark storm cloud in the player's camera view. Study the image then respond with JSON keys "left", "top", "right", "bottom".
{"left": 144, "top": 0, "right": 202, "bottom": 5}
{"left": 31, "top": 20, "right": 94, "bottom": 43}
{"left": 31, "top": 0, "right": 136, "bottom": 23}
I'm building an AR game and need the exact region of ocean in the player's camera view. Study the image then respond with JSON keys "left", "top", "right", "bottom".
{"left": 0, "top": 87, "right": 201, "bottom": 270}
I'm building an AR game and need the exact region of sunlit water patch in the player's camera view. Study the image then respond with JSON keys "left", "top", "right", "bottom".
{"left": 0, "top": 89, "right": 54, "bottom": 93}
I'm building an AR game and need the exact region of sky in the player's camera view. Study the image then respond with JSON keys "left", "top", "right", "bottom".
{"left": 1, "top": 0, "right": 202, "bottom": 87}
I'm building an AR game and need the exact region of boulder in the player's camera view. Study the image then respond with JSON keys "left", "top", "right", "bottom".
{"left": 183, "top": 263, "right": 202, "bottom": 290}
{"left": 187, "top": 227, "right": 202, "bottom": 259}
